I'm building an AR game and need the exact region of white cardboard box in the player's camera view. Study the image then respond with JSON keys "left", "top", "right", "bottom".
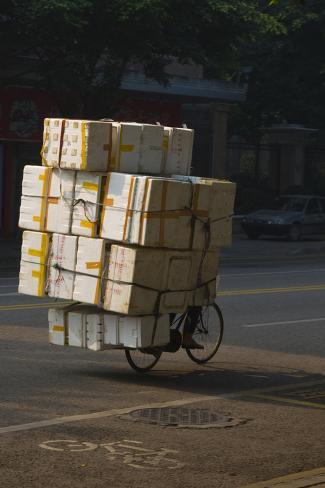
{"left": 19, "top": 195, "right": 47, "bottom": 231}
{"left": 21, "top": 165, "right": 52, "bottom": 197}
{"left": 48, "top": 308, "right": 66, "bottom": 346}
{"left": 47, "top": 234, "right": 78, "bottom": 299}
{"left": 18, "top": 260, "right": 47, "bottom": 297}
{"left": 73, "top": 274, "right": 103, "bottom": 305}
{"left": 46, "top": 169, "right": 75, "bottom": 234}
{"left": 49, "top": 307, "right": 170, "bottom": 350}
{"left": 21, "top": 231, "right": 50, "bottom": 265}
{"left": 100, "top": 173, "right": 193, "bottom": 248}
{"left": 50, "top": 233, "right": 78, "bottom": 272}
{"left": 75, "top": 237, "right": 107, "bottom": 277}
{"left": 163, "top": 127, "right": 194, "bottom": 175}
{"left": 42, "top": 118, "right": 112, "bottom": 171}
{"left": 118, "top": 315, "right": 170, "bottom": 348}
{"left": 68, "top": 310, "right": 87, "bottom": 347}
{"left": 71, "top": 172, "right": 106, "bottom": 237}
{"left": 109, "top": 122, "right": 141, "bottom": 173}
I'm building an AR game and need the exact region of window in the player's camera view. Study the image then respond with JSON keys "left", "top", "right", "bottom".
{"left": 305, "top": 198, "right": 320, "bottom": 215}
{"left": 319, "top": 199, "right": 325, "bottom": 214}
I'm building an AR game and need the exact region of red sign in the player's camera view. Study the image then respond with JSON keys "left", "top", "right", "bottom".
{"left": 115, "top": 97, "right": 181, "bottom": 127}
{"left": 0, "top": 86, "right": 58, "bottom": 141}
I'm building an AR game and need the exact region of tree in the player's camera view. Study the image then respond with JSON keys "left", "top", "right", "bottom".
{"left": 231, "top": 0, "right": 325, "bottom": 137}
{"left": 0, "top": 0, "right": 282, "bottom": 117}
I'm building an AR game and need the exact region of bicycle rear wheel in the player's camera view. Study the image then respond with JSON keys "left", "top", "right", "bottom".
{"left": 125, "top": 349, "right": 162, "bottom": 372}
{"left": 186, "top": 303, "right": 224, "bottom": 364}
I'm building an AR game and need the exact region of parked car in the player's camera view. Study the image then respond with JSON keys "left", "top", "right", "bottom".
{"left": 241, "top": 194, "right": 325, "bottom": 241}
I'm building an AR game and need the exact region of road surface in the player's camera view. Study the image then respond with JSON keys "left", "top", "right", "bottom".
{"left": 1, "top": 236, "right": 325, "bottom": 487}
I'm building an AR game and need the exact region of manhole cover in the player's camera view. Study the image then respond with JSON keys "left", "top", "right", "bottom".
{"left": 121, "top": 407, "right": 248, "bottom": 429}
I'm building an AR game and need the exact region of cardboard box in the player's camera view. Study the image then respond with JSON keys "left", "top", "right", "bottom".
{"left": 139, "top": 124, "right": 164, "bottom": 174}
{"left": 47, "top": 234, "right": 78, "bottom": 299}
{"left": 18, "top": 260, "right": 47, "bottom": 297}
{"left": 48, "top": 308, "right": 66, "bottom": 346}
{"left": 173, "top": 175, "right": 236, "bottom": 248}
{"left": 108, "top": 244, "right": 219, "bottom": 291}
{"left": 41, "top": 118, "right": 64, "bottom": 167}
{"left": 21, "top": 165, "right": 52, "bottom": 197}
{"left": 103, "top": 280, "right": 188, "bottom": 315}
{"left": 71, "top": 172, "right": 106, "bottom": 237}
{"left": 42, "top": 118, "right": 112, "bottom": 171}
{"left": 19, "top": 195, "right": 47, "bottom": 231}
{"left": 50, "top": 233, "right": 78, "bottom": 271}
{"left": 75, "top": 237, "right": 107, "bottom": 277}
{"left": 21, "top": 231, "right": 50, "bottom": 265}
{"left": 117, "top": 314, "right": 170, "bottom": 348}
{"left": 100, "top": 173, "right": 193, "bottom": 248}
{"left": 109, "top": 122, "right": 141, "bottom": 173}
{"left": 163, "top": 127, "right": 194, "bottom": 175}
{"left": 73, "top": 274, "right": 103, "bottom": 305}
{"left": 49, "top": 307, "right": 170, "bottom": 350}
{"left": 45, "top": 169, "right": 75, "bottom": 234}
{"left": 19, "top": 166, "right": 75, "bottom": 234}
{"left": 68, "top": 310, "right": 87, "bottom": 347}
{"left": 74, "top": 236, "right": 110, "bottom": 304}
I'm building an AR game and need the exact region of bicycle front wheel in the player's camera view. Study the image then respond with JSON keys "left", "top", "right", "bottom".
{"left": 186, "top": 303, "right": 224, "bottom": 364}
{"left": 125, "top": 349, "right": 162, "bottom": 372}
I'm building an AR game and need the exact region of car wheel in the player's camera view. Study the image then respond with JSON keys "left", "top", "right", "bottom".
{"left": 246, "top": 231, "right": 260, "bottom": 240}
{"left": 288, "top": 224, "right": 301, "bottom": 242}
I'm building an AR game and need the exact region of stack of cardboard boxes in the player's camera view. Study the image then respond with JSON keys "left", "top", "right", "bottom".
{"left": 18, "top": 118, "right": 235, "bottom": 351}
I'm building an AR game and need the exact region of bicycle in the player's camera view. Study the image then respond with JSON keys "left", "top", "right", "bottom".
{"left": 125, "top": 302, "right": 224, "bottom": 372}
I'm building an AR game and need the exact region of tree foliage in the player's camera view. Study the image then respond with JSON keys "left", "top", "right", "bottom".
{"left": 0, "top": 0, "right": 281, "bottom": 117}
{"left": 232, "top": 0, "right": 325, "bottom": 137}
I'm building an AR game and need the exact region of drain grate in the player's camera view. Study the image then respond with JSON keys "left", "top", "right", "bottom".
{"left": 121, "top": 407, "right": 247, "bottom": 429}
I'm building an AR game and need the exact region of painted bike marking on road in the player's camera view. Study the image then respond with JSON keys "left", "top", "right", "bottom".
{"left": 218, "top": 284, "right": 325, "bottom": 297}
{"left": 38, "top": 439, "right": 185, "bottom": 470}
{"left": 1, "top": 379, "right": 325, "bottom": 435}
{"left": 243, "top": 466, "right": 325, "bottom": 487}
{"left": 242, "top": 317, "right": 325, "bottom": 328}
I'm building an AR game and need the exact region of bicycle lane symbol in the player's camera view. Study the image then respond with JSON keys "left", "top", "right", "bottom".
{"left": 39, "top": 439, "right": 185, "bottom": 470}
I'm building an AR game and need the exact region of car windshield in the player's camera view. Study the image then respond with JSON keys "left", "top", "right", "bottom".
{"left": 271, "top": 197, "right": 306, "bottom": 212}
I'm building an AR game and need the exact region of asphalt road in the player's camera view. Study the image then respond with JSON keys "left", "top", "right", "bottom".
{"left": 1, "top": 236, "right": 325, "bottom": 488}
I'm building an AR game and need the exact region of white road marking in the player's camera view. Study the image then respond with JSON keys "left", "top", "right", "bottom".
{"left": 0, "top": 292, "right": 19, "bottom": 297}
{"left": 2, "top": 379, "right": 325, "bottom": 435}
{"left": 221, "top": 268, "right": 325, "bottom": 278}
{"left": 0, "top": 396, "right": 216, "bottom": 435}
{"left": 242, "top": 317, "right": 325, "bottom": 328}
{"left": 0, "top": 284, "right": 17, "bottom": 288}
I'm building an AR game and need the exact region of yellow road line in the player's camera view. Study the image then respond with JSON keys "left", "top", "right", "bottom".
{"left": 0, "top": 301, "right": 74, "bottom": 311}
{"left": 218, "top": 284, "right": 325, "bottom": 297}
{"left": 244, "top": 378, "right": 325, "bottom": 395}
{"left": 2, "top": 284, "right": 325, "bottom": 312}
{"left": 248, "top": 393, "right": 325, "bottom": 410}
{"left": 243, "top": 466, "right": 325, "bottom": 487}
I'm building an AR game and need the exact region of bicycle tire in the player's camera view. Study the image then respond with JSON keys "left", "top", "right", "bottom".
{"left": 186, "top": 303, "right": 224, "bottom": 364}
{"left": 125, "top": 349, "right": 162, "bottom": 372}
